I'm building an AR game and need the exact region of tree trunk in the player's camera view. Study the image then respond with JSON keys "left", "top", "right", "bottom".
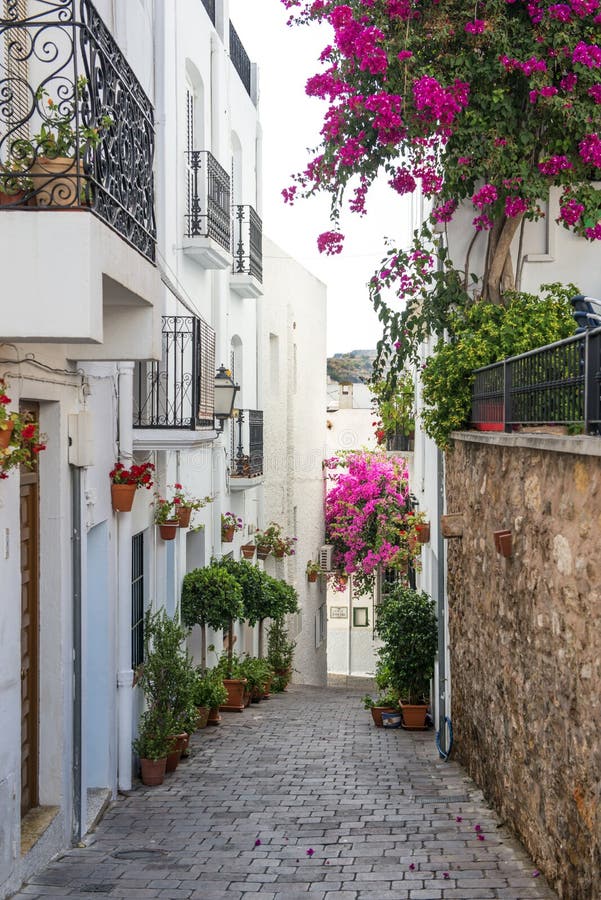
{"left": 227, "top": 620, "right": 234, "bottom": 678}
{"left": 258, "top": 618, "right": 264, "bottom": 658}
{"left": 201, "top": 624, "right": 207, "bottom": 670}
{"left": 486, "top": 214, "right": 523, "bottom": 305}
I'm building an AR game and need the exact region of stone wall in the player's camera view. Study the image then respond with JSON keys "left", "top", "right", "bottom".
{"left": 446, "top": 433, "right": 601, "bottom": 900}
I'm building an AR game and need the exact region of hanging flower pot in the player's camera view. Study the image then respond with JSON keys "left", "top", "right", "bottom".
{"left": 0, "top": 421, "right": 14, "bottom": 450}
{"left": 256, "top": 544, "right": 271, "bottom": 560}
{"left": 241, "top": 544, "right": 256, "bottom": 560}
{"left": 176, "top": 506, "right": 192, "bottom": 528}
{"left": 440, "top": 513, "right": 463, "bottom": 539}
{"left": 158, "top": 520, "right": 179, "bottom": 540}
{"left": 416, "top": 522, "right": 430, "bottom": 543}
{"left": 111, "top": 483, "right": 137, "bottom": 512}
{"left": 273, "top": 549, "right": 285, "bottom": 559}
{"left": 222, "top": 526, "right": 235, "bottom": 543}
{"left": 307, "top": 571, "right": 318, "bottom": 583}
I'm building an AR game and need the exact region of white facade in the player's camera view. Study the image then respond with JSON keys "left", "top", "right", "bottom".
{"left": 0, "top": 2, "right": 323, "bottom": 897}
{"left": 259, "top": 237, "right": 328, "bottom": 686}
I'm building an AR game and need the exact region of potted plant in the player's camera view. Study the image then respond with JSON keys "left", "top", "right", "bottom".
{"left": 204, "top": 668, "right": 229, "bottom": 725}
{"left": 362, "top": 689, "right": 400, "bottom": 728}
{"left": 109, "top": 461, "right": 155, "bottom": 511}
{"left": 192, "top": 667, "right": 224, "bottom": 728}
{"left": 240, "top": 543, "right": 256, "bottom": 560}
{"left": 306, "top": 560, "right": 321, "bottom": 583}
{"left": 132, "top": 708, "right": 176, "bottom": 786}
{"left": 375, "top": 585, "right": 438, "bottom": 730}
{"left": 181, "top": 562, "right": 244, "bottom": 672}
{"left": 0, "top": 379, "right": 46, "bottom": 479}
{"left": 0, "top": 158, "right": 32, "bottom": 206}
{"left": 267, "top": 617, "right": 296, "bottom": 690}
{"left": 221, "top": 511, "right": 243, "bottom": 542}
{"left": 25, "top": 77, "right": 113, "bottom": 207}
{"left": 239, "top": 655, "right": 274, "bottom": 702}
{"left": 254, "top": 522, "right": 297, "bottom": 559}
{"left": 154, "top": 496, "right": 179, "bottom": 540}
{"left": 172, "top": 483, "right": 213, "bottom": 528}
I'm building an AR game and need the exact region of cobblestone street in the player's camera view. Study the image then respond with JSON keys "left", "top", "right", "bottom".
{"left": 12, "top": 686, "right": 557, "bottom": 900}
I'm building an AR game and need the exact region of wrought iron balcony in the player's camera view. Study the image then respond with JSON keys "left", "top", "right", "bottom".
{"left": 231, "top": 205, "right": 263, "bottom": 296}
{"left": 229, "top": 22, "right": 252, "bottom": 98}
{"left": 134, "top": 315, "right": 216, "bottom": 430}
{"left": 230, "top": 410, "right": 264, "bottom": 481}
{"left": 184, "top": 150, "right": 231, "bottom": 267}
{"left": 201, "top": 0, "right": 216, "bottom": 25}
{"left": 0, "top": 0, "right": 156, "bottom": 263}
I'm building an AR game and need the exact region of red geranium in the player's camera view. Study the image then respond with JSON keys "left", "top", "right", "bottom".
{"left": 110, "top": 461, "right": 155, "bottom": 489}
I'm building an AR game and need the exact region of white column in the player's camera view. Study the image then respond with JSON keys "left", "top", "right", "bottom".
{"left": 116, "top": 362, "right": 134, "bottom": 792}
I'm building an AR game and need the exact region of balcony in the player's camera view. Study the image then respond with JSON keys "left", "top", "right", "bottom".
{"left": 184, "top": 151, "right": 232, "bottom": 269}
{"left": 133, "top": 315, "right": 217, "bottom": 450}
{"left": 231, "top": 205, "right": 263, "bottom": 298}
{"left": 229, "top": 409, "right": 264, "bottom": 489}
{"left": 229, "top": 23, "right": 252, "bottom": 99}
{"left": 0, "top": 0, "right": 160, "bottom": 358}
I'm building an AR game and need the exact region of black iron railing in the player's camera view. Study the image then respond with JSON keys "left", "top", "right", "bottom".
{"left": 185, "top": 150, "right": 231, "bottom": 252}
{"left": 201, "top": 0, "right": 216, "bottom": 25}
{"left": 134, "top": 315, "right": 216, "bottom": 429}
{"left": 0, "top": 0, "right": 156, "bottom": 262}
{"left": 232, "top": 204, "right": 262, "bottom": 282}
{"left": 229, "top": 22, "right": 252, "bottom": 97}
{"left": 230, "top": 409, "right": 264, "bottom": 477}
{"left": 471, "top": 327, "right": 601, "bottom": 433}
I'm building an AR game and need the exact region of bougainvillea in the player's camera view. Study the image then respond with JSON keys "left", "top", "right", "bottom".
{"left": 324, "top": 451, "right": 422, "bottom": 593}
{"left": 282, "top": 0, "right": 601, "bottom": 388}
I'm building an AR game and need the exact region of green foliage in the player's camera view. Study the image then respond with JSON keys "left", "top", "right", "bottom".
{"left": 181, "top": 563, "right": 244, "bottom": 631}
{"left": 361, "top": 689, "right": 399, "bottom": 710}
{"left": 267, "top": 617, "right": 296, "bottom": 673}
{"left": 132, "top": 707, "right": 177, "bottom": 762}
{"left": 238, "top": 656, "right": 274, "bottom": 692}
{"left": 375, "top": 586, "right": 438, "bottom": 705}
{"left": 136, "top": 609, "right": 196, "bottom": 739}
{"left": 192, "top": 667, "right": 228, "bottom": 709}
{"left": 420, "top": 283, "right": 576, "bottom": 447}
{"left": 371, "top": 372, "right": 415, "bottom": 438}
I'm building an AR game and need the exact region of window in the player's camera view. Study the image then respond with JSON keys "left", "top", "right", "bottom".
{"left": 131, "top": 532, "right": 145, "bottom": 669}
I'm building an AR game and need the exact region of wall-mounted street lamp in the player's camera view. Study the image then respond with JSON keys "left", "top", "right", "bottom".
{"left": 214, "top": 364, "right": 240, "bottom": 432}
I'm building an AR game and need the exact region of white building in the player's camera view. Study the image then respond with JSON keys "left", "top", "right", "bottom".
{"left": 260, "top": 237, "right": 328, "bottom": 686}
{"left": 0, "top": 2, "right": 325, "bottom": 896}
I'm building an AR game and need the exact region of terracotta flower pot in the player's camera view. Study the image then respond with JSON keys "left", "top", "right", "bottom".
{"left": 400, "top": 703, "right": 429, "bottom": 730}
{"left": 243, "top": 689, "right": 251, "bottom": 707}
{"left": 220, "top": 678, "right": 247, "bottom": 712}
{"left": 262, "top": 678, "right": 272, "bottom": 699}
{"left": 140, "top": 757, "right": 167, "bottom": 786}
{"left": 416, "top": 523, "right": 430, "bottom": 543}
{"left": 307, "top": 571, "right": 318, "bottom": 582}
{"left": 256, "top": 544, "right": 271, "bottom": 560}
{"left": 241, "top": 544, "right": 256, "bottom": 559}
{"left": 207, "top": 707, "right": 221, "bottom": 725}
{"left": 111, "top": 483, "right": 136, "bottom": 512}
{"left": 31, "top": 156, "right": 86, "bottom": 207}
{"left": 251, "top": 686, "right": 262, "bottom": 703}
{"left": 165, "top": 733, "right": 187, "bottom": 772}
{"left": 176, "top": 506, "right": 192, "bottom": 528}
{"left": 370, "top": 706, "right": 397, "bottom": 728}
{"left": 0, "top": 189, "right": 25, "bottom": 206}
{"left": 196, "top": 707, "right": 210, "bottom": 729}
{"left": 158, "top": 520, "right": 179, "bottom": 540}
{"left": 180, "top": 733, "right": 190, "bottom": 758}
{"left": 275, "top": 667, "right": 291, "bottom": 690}
{"left": 222, "top": 525, "right": 235, "bottom": 542}
{"left": 0, "top": 421, "right": 14, "bottom": 450}
{"left": 273, "top": 549, "right": 285, "bottom": 559}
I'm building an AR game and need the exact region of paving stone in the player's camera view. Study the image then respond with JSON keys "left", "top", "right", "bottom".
{"left": 10, "top": 685, "right": 557, "bottom": 899}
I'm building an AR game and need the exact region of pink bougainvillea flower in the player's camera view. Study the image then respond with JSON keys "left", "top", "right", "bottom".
{"left": 306, "top": 848, "right": 315, "bottom": 856}
{"left": 254, "top": 839, "right": 262, "bottom": 846}
{"left": 409, "top": 863, "right": 416, "bottom": 870}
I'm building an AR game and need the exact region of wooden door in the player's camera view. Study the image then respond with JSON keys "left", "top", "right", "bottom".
{"left": 20, "top": 402, "right": 39, "bottom": 816}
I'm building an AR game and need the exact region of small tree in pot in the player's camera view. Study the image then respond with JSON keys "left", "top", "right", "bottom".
{"left": 375, "top": 585, "right": 438, "bottom": 729}
{"left": 181, "top": 563, "right": 243, "bottom": 670}
{"left": 267, "top": 617, "right": 297, "bottom": 691}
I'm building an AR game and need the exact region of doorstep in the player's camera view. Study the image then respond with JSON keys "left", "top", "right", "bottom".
{"left": 20, "top": 806, "right": 59, "bottom": 856}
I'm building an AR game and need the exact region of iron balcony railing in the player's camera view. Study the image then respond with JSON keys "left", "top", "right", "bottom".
{"left": 230, "top": 409, "right": 264, "bottom": 478}
{"left": 0, "top": 0, "right": 156, "bottom": 262}
{"left": 201, "top": 0, "right": 216, "bottom": 25}
{"left": 232, "top": 204, "right": 263, "bottom": 282}
{"left": 471, "top": 327, "right": 601, "bottom": 434}
{"left": 185, "top": 150, "right": 231, "bottom": 252}
{"left": 229, "top": 22, "right": 251, "bottom": 97}
{"left": 134, "top": 315, "right": 216, "bottom": 430}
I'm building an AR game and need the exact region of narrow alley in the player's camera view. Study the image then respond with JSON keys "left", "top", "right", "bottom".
{"left": 11, "top": 686, "right": 556, "bottom": 900}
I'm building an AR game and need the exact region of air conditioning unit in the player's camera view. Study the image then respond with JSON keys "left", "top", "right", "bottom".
{"left": 319, "top": 545, "right": 333, "bottom": 572}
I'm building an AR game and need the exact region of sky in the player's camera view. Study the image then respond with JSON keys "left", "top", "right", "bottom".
{"left": 228, "top": 0, "right": 413, "bottom": 356}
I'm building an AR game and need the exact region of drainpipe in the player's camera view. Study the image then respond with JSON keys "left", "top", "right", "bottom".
{"left": 71, "top": 466, "right": 83, "bottom": 842}
{"left": 116, "top": 362, "right": 135, "bottom": 792}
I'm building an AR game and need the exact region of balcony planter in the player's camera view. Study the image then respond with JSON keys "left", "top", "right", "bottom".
{"left": 176, "top": 506, "right": 192, "bottom": 528}
{"left": 158, "top": 520, "right": 179, "bottom": 541}
{"left": 111, "top": 483, "right": 137, "bottom": 512}
{"left": 139, "top": 757, "right": 167, "bottom": 787}
{"left": 222, "top": 526, "right": 235, "bottom": 543}
{"left": 219, "top": 678, "right": 247, "bottom": 712}
{"left": 400, "top": 702, "right": 429, "bottom": 730}
{"left": 241, "top": 544, "right": 256, "bottom": 560}
{"left": 256, "top": 544, "right": 270, "bottom": 560}
{"left": 31, "top": 157, "right": 86, "bottom": 208}
{"left": 0, "top": 421, "right": 14, "bottom": 450}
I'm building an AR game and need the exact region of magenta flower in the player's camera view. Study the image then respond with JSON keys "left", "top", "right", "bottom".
{"left": 254, "top": 839, "right": 261, "bottom": 846}
{"left": 409, "top": 863, "right": 416, "bottom": 870}
{"left": 306, "top": 848, "right": 315, "bottom": 857}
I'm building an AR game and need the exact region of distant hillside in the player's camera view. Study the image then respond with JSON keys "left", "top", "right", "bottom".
{"left": 327, "top": 350, "right": 376, "bottom": 383}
